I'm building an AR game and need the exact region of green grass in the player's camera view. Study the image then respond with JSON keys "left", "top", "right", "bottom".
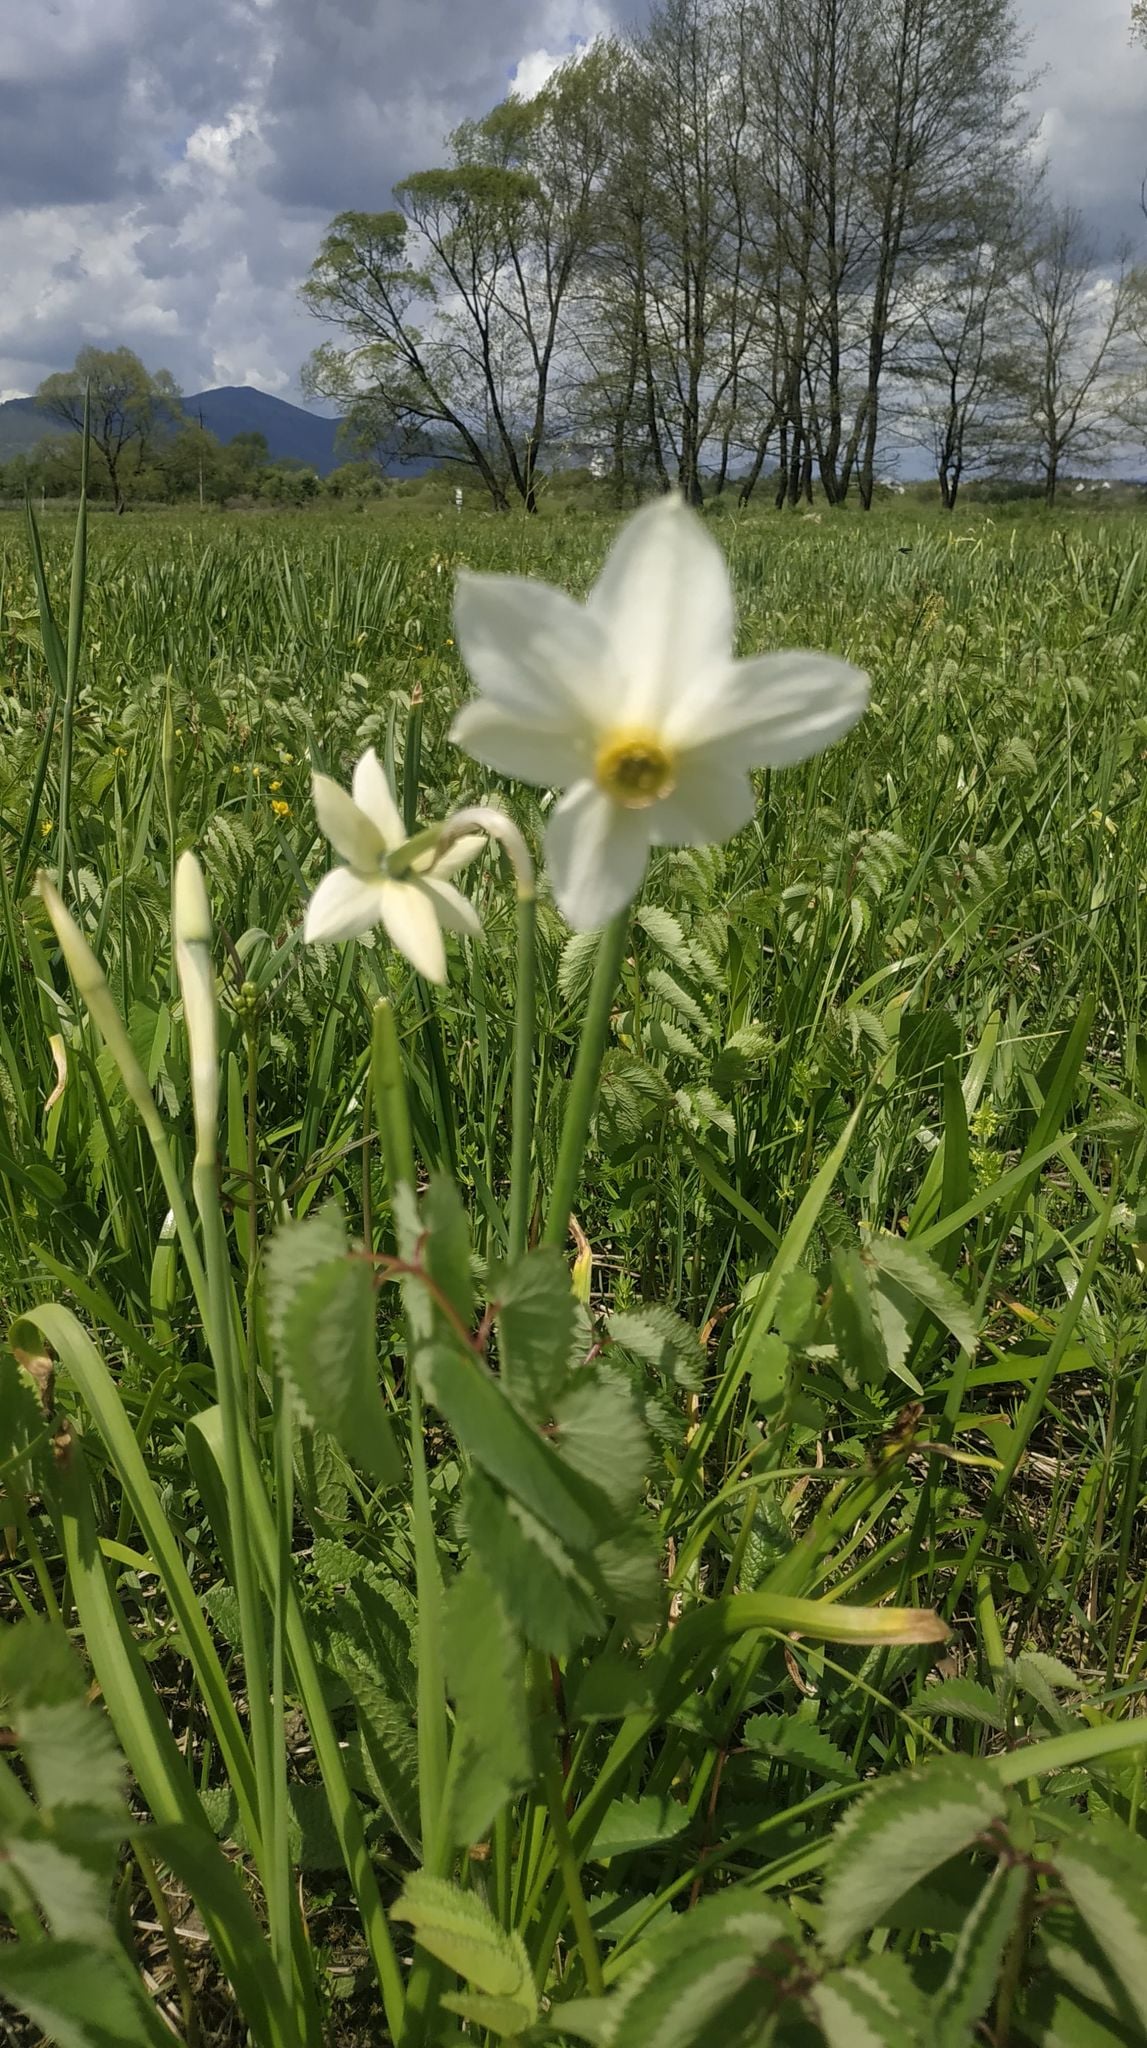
{"left": 1, "top": 500, "right": 1146, "bottom": 2046}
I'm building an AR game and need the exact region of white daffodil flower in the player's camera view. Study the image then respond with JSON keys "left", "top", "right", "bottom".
{"left": 451, "top": 494, "right": 869, "bottom": 930}
{"left": 303, "top": 748, "right": 482, "bottom": 983}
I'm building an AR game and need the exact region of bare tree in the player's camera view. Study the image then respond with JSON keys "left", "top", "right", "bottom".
{"left": 895, "top": 173, "right": 1035, "bottom": 506}
{"left": 623, "top": 0, "right": 767, "bottom": 504}
{"left": 1007, "top": 207, "right": 1145, "bottom": 504}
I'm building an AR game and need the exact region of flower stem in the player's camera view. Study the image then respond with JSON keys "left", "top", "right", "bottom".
{"left": 371, "top": 1000, "right": 449, "bottom": 1868}
{"left": 508, "top": 888, "right": 537, "bottom": 1258}
{"left": 542, "top": 911, "right": 628, "bottom": 1251}
{"left": 533, "top": 1650, "right": 604, "bottom": 1999}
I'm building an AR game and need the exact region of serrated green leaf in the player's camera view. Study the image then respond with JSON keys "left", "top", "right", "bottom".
{"left": 463, "top": 1469, "right": 603, "bottom": 1656}
{"left": 774, "top": 1266, "right": 819, "bottom": 1345}
{"left": 912, "top": 1677, "right": 1005, "bottom": 1730}
{"left": 440, "top": 1989, "right": 537, "bottom": 2036}
{"left": 934, "top": 1862, "right": 1028, "bottom": 2048}
{"left": 863, "top": 1229, "right": 977, "bottom": 1357}
{"left": 420, "top": 1340, "right": 609, "bottom": 1552}
{"left": 748, "top": 1331, "right": 789, "bottom": 1414}
{"left": 424, "top": 1172, "right": 473, "bottom": 1330}
{"left": 872, "top": 1272, "right": 924, "bottom": 1394}
{"left": 1012, "top": 1651, "right": 1074, "bottom": 1730}
{"left": 808, "top": 1961, "right": 923, "bottom": 2047}
{"left": 607, "top": 1895, "right": 795, "bottom": 2048}
{"left": 552, "top": 1370, "right": 648, "bottom": 1516}
{"left": 821, "top": 1758, "right": 1007, "bottom": 1958}
{"left": 1053, "top": 1821, "right": 1147, "bottom": 2030}
{"left": 635, "top": 903, "right": 693, "bottom": 973}
{"left": 559, "top": 929, "right": 602, "bottom": 1004}
{"left": 495, "top": 1246, "right": 576, "bottom": 1424}
{"left": 608, "top": 1304, "right": 703, "bottom": 1389}
{"left": 829, "top": 1246, "right": 887, "bottom": 1389}
{"left": 263, "top": 1200, "right": 346, "bottom": 1353}
{"left": 341, "top": 1671, "right": 421, "bottom": 1852}
{"left": 283, "top": 1255, "right": 401, "bottom": 1488}
{"left": 0, "top": 1940, "right": 169, "bottom": 2048}
{"left": 647, "top": 1016, "right": 705, "bottom": 1063}
{"left": 590, "top": 1523, "right": 664, "bottom": 1627}
{"left": 443, "top": 1563, "right": 532, "bottom": 1847}
{"left": 590, "top": 1794, "right": 690, "bottom": 1861}
{"left": 266, "top": 1205, "right": 401, "bottom": 1488}
{"left": 743, "top": 1712, "right": 856, "bottom": 1781}
{"left": 5, "top": 1830, "right": 117, "bottom": 1946}
{"left": 391, "top": 1872, "right": 536, "bottom": 2030}
{"left": 0, "top": 1622, "right": 124, "bottom": 1818}
{"left": 645, "top": 966, "right": 708, "bottom": 1035}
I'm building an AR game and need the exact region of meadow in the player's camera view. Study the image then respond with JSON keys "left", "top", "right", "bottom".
{"left": 0, "top": 495, "right": 1146, "bottom": 2048}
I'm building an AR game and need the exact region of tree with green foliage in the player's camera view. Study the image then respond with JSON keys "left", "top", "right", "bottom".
{"left": 36, "top": 346, "right": 181, "bottom": 512}
{"left": 303, "top": 49, "right": 613, "bottom": 512}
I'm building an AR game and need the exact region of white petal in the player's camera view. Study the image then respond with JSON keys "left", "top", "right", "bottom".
{"left": 650, "top": 751, "right": 757, "bottom": 847}
{"left": 454, "top": 571, "right": 612, "bottom": 727}
{"left": 304, "top": 867, "right": 386, "bottom": 944}
{"left": 544, "top": 782, "right": 651, "bottom": 931}
{"left": 376, "top": 879, "right": 448, "bottom": 983}
{"left": 311, "top": 772, "right": 386, "bottom": 870}
{"left": 587, "top": 496, "right": 734, "bottom": 727}
{"left": 450, "top": 699, "right": 590, "bottom": 786}
{"left": 667, "top": 652, "right": 869, "bottom": 763}
{"left": 423, "top": 877, "right": 482, "bottom": 939}
{"left": 352, "top": 748, "right": 405, "bottom": 850}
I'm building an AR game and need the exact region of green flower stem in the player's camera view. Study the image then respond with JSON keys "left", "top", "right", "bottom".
{"left": 372, "top": 997, "right": 415, "bottom": 1191}
{"left": 533, "top": 1648, "right": 604, "bottom": 1999}
{"left": 508, "top": 886, "right": 537, "bottom": 1258}
{"left": 246, "top": 1022, "right": 261, "bottom": 1433}
{"left": 55, "top": 391, "right": 89, "bottom": 895}
{"left": 542, "top": 911, "right": 629, "bottom": 1251}
{"left": 268, "top": 1365, "right": 295, "bottom": 2016}
{"left": 371, "top": 1001, "right": 449, "bottom": 1872}
{"left": 193, "top": 1158, "right": 279, "bottom": 1910}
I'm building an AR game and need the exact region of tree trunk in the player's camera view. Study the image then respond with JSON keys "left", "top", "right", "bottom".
{"left": 774, "top": 425, "right": 789, "bottom": 509}
{"left": 738, "top": 419, "right": 775, "bottom": 507}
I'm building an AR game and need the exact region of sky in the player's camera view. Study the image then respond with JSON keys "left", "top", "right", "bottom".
{"left": 0, "top": 0, "right": 1142, "bottom": 408}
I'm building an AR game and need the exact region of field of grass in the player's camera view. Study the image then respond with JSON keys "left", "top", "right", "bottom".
{"left": 1, "top": 498, "right": 1146, "bottom": 2047}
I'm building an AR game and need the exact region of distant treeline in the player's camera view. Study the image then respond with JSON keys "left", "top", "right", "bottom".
{"left": 0, "top": 423, "right": 389, "bottom": 508}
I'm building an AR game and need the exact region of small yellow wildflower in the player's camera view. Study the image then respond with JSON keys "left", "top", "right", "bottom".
{"left": 271, "top": 799, "right": 291, "bottom": 819}
{"left": 40, "top": 819, "right": 52, "bottom": 838}
{"left": 269, "top": 778, "right": 282, "bottom": 791}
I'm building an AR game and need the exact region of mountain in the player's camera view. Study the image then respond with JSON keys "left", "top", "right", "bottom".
{"left": 0, "top": 384, "right": 348, "bottom": 474}
{"left": 0, "top": 396, "right": 57, "bottom": 460}
{"left": 182, "top": 387, "right": 342, "bottom": 473}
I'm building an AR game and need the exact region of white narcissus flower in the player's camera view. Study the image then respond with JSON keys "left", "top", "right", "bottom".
{"left": 303, "top": 748, "right": 482, "bottom": 983}
{"left": 450, "top": 495, "right": 870, "bottom": 930}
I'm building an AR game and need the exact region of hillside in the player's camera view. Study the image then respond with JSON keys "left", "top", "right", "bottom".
{"left": 182, "top": 387, "right": 342, "bottom": 473}
{"left": 0, "top": 384, "right": 348, "bottom": 474}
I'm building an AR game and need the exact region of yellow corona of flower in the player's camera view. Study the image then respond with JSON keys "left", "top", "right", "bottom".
{"left": 451, "top": 495, "right": 869, "bottom": 929}
{"left": 303, "top": 748, "right": 482, "bottom": 983}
